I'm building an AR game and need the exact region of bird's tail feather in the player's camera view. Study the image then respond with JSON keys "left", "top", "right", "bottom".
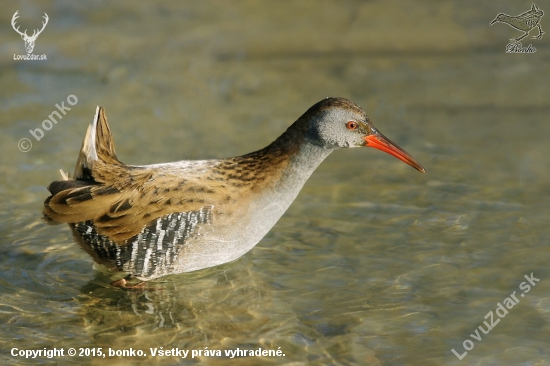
{"left": 73, "top": 106, "right": 121, "bottom": 181}
{"left": 44, "top": 107, "right": 125, "bottom": 227}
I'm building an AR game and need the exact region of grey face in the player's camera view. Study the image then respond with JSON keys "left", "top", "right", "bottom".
{"left": 301, "top": 97, "right": 425, "bottom": 172}
{"left": 306, "top": 106, "right": 371, "bottom": 149}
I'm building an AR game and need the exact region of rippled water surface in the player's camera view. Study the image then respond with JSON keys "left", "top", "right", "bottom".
{"left": 2, "top": 1, "right": 550, "bottom": 365}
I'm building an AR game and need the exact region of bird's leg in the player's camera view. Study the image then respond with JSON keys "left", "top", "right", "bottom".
{"left": 513, "top": 31, "right": 529, "bottom": 42}
{"left": 531, "top": 25, "right": 544, "bottom": 39}
{"left": 110, "top": 274, "right": 146, "bottom": 289}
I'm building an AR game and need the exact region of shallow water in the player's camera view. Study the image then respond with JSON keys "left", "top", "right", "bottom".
{"left": 2, "top": 1, "right": 550, "bottom": 365}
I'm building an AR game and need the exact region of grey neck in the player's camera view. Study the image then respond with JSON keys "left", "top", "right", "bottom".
{"left": 267, "top": 139, "right": 334, "bottom": 215}
{"left": 241, "top": 138, "right": 334, "bottom": 250}
{"left": 271, "top": 138, "right": 334, "bottom": 198}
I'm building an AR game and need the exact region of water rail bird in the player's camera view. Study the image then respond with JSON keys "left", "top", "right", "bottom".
{"left": 44, "top": 98, "right": 425, "bottom": 288}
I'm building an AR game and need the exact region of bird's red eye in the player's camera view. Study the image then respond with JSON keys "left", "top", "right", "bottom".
{"left": 346, "top": 121, "right": 358, "bottom": 130}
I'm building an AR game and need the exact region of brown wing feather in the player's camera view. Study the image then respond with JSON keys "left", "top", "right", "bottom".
{"left": 45, "top": 168, "right": 220, "bottom": 242}
{"left": 43, "top": 107, "right": 218, "bottom": 243}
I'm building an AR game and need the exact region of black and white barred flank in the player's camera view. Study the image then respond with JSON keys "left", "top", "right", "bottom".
{"left": 71, "top": 206, "right": 213, "bottom": 279}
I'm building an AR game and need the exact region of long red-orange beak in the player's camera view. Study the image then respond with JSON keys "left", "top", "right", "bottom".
{"left": 364, "top": 130, "right": 425, "bottom": 173}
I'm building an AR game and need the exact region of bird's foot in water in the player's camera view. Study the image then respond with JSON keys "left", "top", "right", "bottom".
{"left": 110, "top": 274, "right": 145, "bottom": 289}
